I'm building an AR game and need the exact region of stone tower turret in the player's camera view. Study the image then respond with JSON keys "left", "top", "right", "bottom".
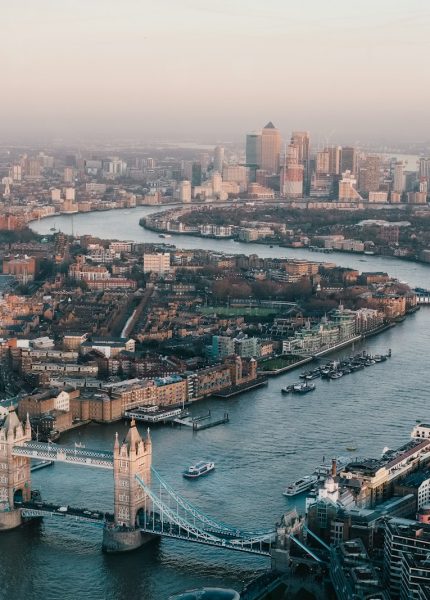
{"left": 0, "top": 407, "right": 32, "bottom": 529}
{"left": 113, "top": 419, "right": 152, "bottom": 528}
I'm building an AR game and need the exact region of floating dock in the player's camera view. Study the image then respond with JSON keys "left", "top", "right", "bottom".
{"left": 124, "top": 405, "right": 188, "bottom": 424}
{"left": 174, "top": 410, "right": 229, "bottom": 431}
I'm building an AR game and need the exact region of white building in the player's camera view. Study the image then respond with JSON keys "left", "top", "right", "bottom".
{"left": 65, "top": 187, "right": 75, "bottom": 201}
{"left": 179, "top": 180, "right": 191, "bottom": 203}
{"left": 338, "top": 171, "right": 362, "bottom": 201}
{"left": 143, "top": 253, "right": 171, "bottom": 275}
{"left": 222, "top": 165, "right": 248, "bottom": 192}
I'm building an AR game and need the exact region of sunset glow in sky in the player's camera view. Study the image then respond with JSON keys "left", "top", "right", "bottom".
{"left": 2, "top": 0, "right": 430, "bottom": 141}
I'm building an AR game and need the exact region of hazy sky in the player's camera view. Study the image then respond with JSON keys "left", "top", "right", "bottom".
{"left": 2, "top": 0, "right": 430, "bottom": 143}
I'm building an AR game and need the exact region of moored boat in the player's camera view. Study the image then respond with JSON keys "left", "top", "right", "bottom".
{"left": 283, "top": 475, "right": 318, "bottom": 496}
{"left": 293, "top": 382, "right": 316, "bottom": 394}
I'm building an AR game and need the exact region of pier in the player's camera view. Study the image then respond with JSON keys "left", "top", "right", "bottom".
{"left": 173, "top": 410, "right": 230, "bottom": 431}
{"left": 192, "top": 412, "right": 229, "bottom": 431}
{"left": 124, "top": 405, "right": 188, "bottom": 424}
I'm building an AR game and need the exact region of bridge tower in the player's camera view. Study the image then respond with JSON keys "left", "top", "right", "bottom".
{"left": 0, "top": 408, "right": 32, "bottom": 530}
{"left": 103, "top": 419, "right": 154, "bottom": 553}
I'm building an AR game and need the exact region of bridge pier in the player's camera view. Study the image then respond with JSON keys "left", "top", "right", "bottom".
{"left": 0, "top": 508, "right": 22, "bottom": 531}
{"left": 102, "top": 526, "right": 155, "bottom": 553}
{"left": 271, "top": 509, "right": 304, "bottom": 573}
{"left": 0, "top": 408, "right": 32, "bottom": 530}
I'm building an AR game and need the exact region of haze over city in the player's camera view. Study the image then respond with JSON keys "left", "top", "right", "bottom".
{"left": 2, "top": 0, "right": 430, "bottom": 142}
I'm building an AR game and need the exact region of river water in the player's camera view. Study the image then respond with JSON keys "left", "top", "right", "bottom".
{"left": 0, "top": 208, "right": 427, "bottom": 600}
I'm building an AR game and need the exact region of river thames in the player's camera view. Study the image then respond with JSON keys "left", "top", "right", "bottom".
{"left": 0, "top": 208, "right": 427, "bottom": 600}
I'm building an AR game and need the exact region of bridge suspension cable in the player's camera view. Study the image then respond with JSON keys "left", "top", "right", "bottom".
{"left": 150, "top": 467, "right": 274, "bottom": 538}
{"left": 136, "top": 475, "right": 274, "bottom": 556}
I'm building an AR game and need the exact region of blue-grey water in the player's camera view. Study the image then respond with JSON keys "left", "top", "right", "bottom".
{"left": 0, "top": 208, "right": 427, "bottom": 600}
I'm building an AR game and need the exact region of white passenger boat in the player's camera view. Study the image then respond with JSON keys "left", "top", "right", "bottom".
{"left": 283, "top": 475, "right": 318, "bottom": 496}
{"left": 183, "top": 461, "right": 215, "bottom": 479}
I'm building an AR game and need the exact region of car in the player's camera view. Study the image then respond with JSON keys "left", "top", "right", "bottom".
{"left": 57, "top": 506, "right": 68, "bottom": 513}
{"left": 83, "top": 510, "right": 92, "bottom": 516}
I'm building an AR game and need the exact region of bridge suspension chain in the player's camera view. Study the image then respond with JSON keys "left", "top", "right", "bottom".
{"left": 136, "top": 475, "right": 274, "bottom": 555}
{"left": 150, "top": 467, "right": 274, "bottom": 538}
{"left": 136, "top": 475, "right": 223, "bottom": 544}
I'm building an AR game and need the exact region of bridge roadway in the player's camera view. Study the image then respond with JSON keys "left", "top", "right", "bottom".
{"left": 138, "top": 511, "right": 275, "bottom": 556}
{"left": 12, "top": 441, "right": 114, "bottom": 469}
{"left": 19, "top": 501, "right": 114, "bottom": 525}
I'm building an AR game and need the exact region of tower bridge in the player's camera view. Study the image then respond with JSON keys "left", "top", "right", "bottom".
{"left": 0, "top": 407, "right": 326, "bottom": 569}
{"left": 12, "top": 441, "right": 114, "bottom": 469}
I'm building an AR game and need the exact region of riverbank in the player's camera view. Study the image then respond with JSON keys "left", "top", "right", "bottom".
{"left": 30, "top": 208, "right": 430, "bottom": 289}
{"left": 140, "top": 205, "right": 430, "bottom": 268}
{"left": 258, "top": 337, "right": 363, "bottom": 377}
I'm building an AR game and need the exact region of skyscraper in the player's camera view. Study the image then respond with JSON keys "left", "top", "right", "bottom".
{"left": 418, "top": 157, "right": 430, "bottom": 184}
{"left": 191, "top": 162, "right": 202, "bottom": 186}
{"left": 291, "top": 131, "right": 310, "bottom": 192}
{"left": 326, "top": 145, "right": 341, "bottom": 175}
{"left": 340, "top": 147, "right": 357, "bottom": 175}
{"left": 260, "top": 122, "right": 281, "bottom": 174}
{"left": 316, "top": 150, "right": 330, "bottom": 174}
{"left": 358, "top": 155, "right": 381, "bottom": 193}
{"left": 179, "top": 180, "right": 191, "bottom": 203}
{"left": 291, "top": 131, "right": 310, "bottom": 165}
{"left": 213, "top": 146, "right": 224, "bottom": 173}
{"left": 392, "top": 161, "right": 405, "bottom": 194}
{"left": 280, "top": 143, "right": 304, "bottom": 197}
{"left": 246, "top": 133, "right": 261, "bottom": 167}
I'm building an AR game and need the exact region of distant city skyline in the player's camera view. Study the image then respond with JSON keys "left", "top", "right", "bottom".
{"left": 2, "top": 1, "right": 430, "bottom": 142}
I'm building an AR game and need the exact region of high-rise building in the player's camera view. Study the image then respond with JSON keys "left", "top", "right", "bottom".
{"left": 64, "top": 167, "right": 74, "bottom": 184}
{"left": 199, "top": 153, "right": 210, "bottom": 171}
{"left": 384, "top": 520, "right": 430, "bottom": 599}
{"left": 51, "top": 188, "right": 61, "bottom": 202}
{"left": 393, "top": 162, "right": 405, "bottom": 194}
{"left": 291, "top": 131, "right": 310, "bottom": 165}
{"left": 246, "top": 132, "right": 261, "bottom": 167}
{"left": 10, "top": 165, "right": 22, "bottom": 182}
{"left": 326, "top": 145, "right": 341, "bottom": 175}
{"left": 331, "top": 539, "right": 389, "bottom": 600}
{"left": 191, "top": 162, "right": 202, "bottom": 187}
{"left": 211, "top": 172, "right": 222, "bottom": 195}
{"left": 338, "top": 171, "right": 362, "bottom": 201}
{"left": 260, "top": 122, "right": 281, "bottom": 174}
{"left": 358, "top": 155, "right": 381, "bottom": 193}
{"left": 340, "top": 147, "right": 357, "bottom": 175}
{"left": 222, "top": 165, "right": 248, "bottom": 192}
{"left": 179, "top": 180, "right": 191, "bottom": 203}
{"left": 65, "top": 188, "right": 75, "bottom": 201}
{"left": 26, "top": 158, "right": 41, "bottom": 179}
{"left": 181, "top": 160, "right": 193, "bottom": 181}
{"left": 291, "top": 131, "right": 310, "bottom": 192}
{"left": 418, "top": 157, "right": 430, "bottom": 182}
{"left": 280, "top": 143, "right": 304, "bottom": 197}
{"left": 316, "top": 150, "right": 330, "bottom": 174}
{"left": 213, "top": 146, "right": 224, "bottom": 173}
